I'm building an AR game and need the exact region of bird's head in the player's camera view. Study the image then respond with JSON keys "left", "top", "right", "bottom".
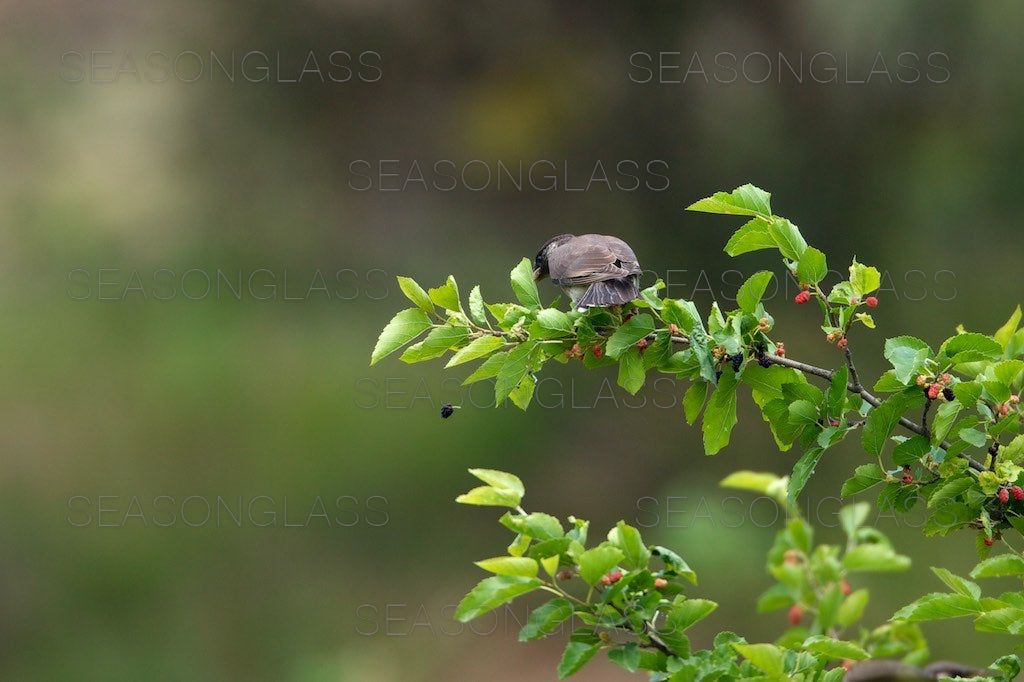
{"left": 532, "top": 233, "right": 576, "bottom": 280}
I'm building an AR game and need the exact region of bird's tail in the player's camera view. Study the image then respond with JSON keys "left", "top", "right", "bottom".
{"left": 576, "top": 278, "right": 640, "bottom": 309}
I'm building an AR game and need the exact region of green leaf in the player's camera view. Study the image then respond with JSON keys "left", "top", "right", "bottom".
{"left": 495, "top": 341, "right": 537, "bottom": 405}
{"left": 736, "top": 271, "right": 774, "bottom": 313}
{"left": 510, "top": 374, "right": 536, "bottom": 408}
{"left": 843, "top": 544, "right": 911, "bottom": 572}
{"left": 400, "top": 324, "right": 470, "bottom": 363}
{"left": 507, "top": 533, "right": 531, "bottom": 558}
{"left": 944, "top": 332, "right": 1003, "bottom": 364}
{"left": 468, "top": 469, "right": 525, "bottom": 498}
{"left": 642, "top": 329, "right": 673, "bottom": 370}
{"left": 577, "top": 545, "right": 625, "bottom": 586}
{"left": 839, "top": 503, "right": 870, "bottom": 538}
{"left": 925, "top": 502, "right": 975, "bottom": 537}
{"left": 837, "top": 589, "right": 869, "bottom": 627}
{"left": 892, "top": 435, "right": 931, "bottom": 466}
{"left": 927, "top": 476, "right": 973, "bottom": 507}
{"left": 958, "top": 427, "right": 987, "bottom": 448}
{"left": 661, "top": 299, "right": 703, "bottom": 335}
{"left": 703, "top": 368, "right": 739, "bottom": 455}
{"left": 501, "top": 512, "right": 564, "bottom": 541}
{"left": 971, "top": 554, "right": 1024, "bottom": 578}
{"left": 639, "top": 279, "right": 666, "bottom": 309}
{"left": 651, "top": 546, "right": 698, "bottom": 584}
{"left": 510, "top": 258, "right": 540, "bottom": 308}
{"left": 991, "top": 654, "right": 1022, "bottom": 679}
{"left": 756, "top": 584, "right": 793, "bottom": 613}
{"left": 768, "top": 217, "right": 807, "bottom": 261}
{"left": 723, "top": 217, "right": 777, "bottom": 256}
{"left": 891, "top": 592, "right": 981, "bottom": 621}
{"left": 801, "top": 636, "right": 869, "bottom": 661}
{"left": 796, "top": 247, "right": 827, "bottom": 286}
{"left": 883, "top": 336, "right": 933, "bottom": 384}
{"left": 827, "top": 365, "right": 849, "bottom": 418}
{"left": 446, "top": 335, "right": 506, "bottom": 367}
{"left": 607, "top": 643, "right": 642, "bottom": 672}
{"left": 468, "top": 285, "right": 489, "bottom": 326}
{"left": 930, "top": 567, "right": 981, "bottom": 600}
{"left": 686, "top": 183, "right": 771, "bottom": 218}
{"left": 456, "top": 486, "right": 522, "bottom": 507}
{"left": 462, "top": 352, "right": 507, "bottom": 385}
{"left": 617, "top": 346, "right": 646, "bottom": 395}
{"left": 975, "top": 607, "right": 1024, "bottom": 635}
{"left": 862, "top": 390, "right": 926, "bottom": 456}
{"left": 665, "top": 598, "right": 718, "bottom": 633}
{"left": 683, "top": 381, "right": 708, "bottom": 425}
{"left": 396, "top": 276, "right": 435, "bottom": 314}
{"left": 788, "top": 447, "right": 824, "bottom": 505}
{"left": 607, "top": 521, "right": 651, "bottom": 571}
{"left": 873, "top": 370, "right": 909, "bottom": 393}
{"left": 931, "top": 400, "right": 962, "bottom": 445}
{"left": 475, "top": 556, "right": 539, "bottom": 577}
{"left": 742, "top": 363, "right": 803, "bottom": 400}
{"left": 454, "top": 575, "right": 542, "bottom": 621}
{"left": 848, "top": 258, "right": 881, "bottom": 297}
{"left": 841, "top": 463, "right": 885, "bottom": 497}
{"left": 370, "top": 308, "right": 432, "bottom": 365}
{"left": 732, "top": 642, "right": 785, "bottom": 678}
{"left": 855, "top": 312, "right": 875, "bottom": 329}
{"left": 557, "top": 641, "right": 601, "bottom": 678}
{"left": 993, "top": 359, "right": 1024, "bottom": 386}
{"left": 788, "top": 400, "right": 819, "bottom": 425}
{"left": 605, "top": 314, "right": 655, "bottom": 358}
{"left": 531, "top": 308, "right": 574, "bottom": 338}
{"left": 721, "top": 471, "right": 787, "bottom": 498}
{"left": 540, "top": 554, "right": 560, "bottom": 577}
{"left": 994, "top": 305, "right": 1022, "bottom": 349}
{"left": 520, "top": 598, "right": 573, "bottom": 641}
{"left": 428, "top": 275, "right": 461, "bottom": 312}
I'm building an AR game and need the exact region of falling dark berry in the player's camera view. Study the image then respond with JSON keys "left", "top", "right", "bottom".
{"left": 942, "top": 387, "right": 955, "bottom": 402}
{"left": 440, "top": 403, "right": 455, "bottom": 419}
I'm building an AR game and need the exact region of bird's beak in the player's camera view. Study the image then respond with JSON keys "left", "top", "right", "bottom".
{"left": 532, "top": 267, "right": 542, "bottom": 281}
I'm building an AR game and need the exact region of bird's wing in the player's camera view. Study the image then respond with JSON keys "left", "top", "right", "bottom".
{"left": 550, "top": 235, "right": 641, "bottom": 286}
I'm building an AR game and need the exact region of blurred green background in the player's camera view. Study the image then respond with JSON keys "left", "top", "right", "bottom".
{"left": 3, "top": 2, "right": 1024, "bottom": 680}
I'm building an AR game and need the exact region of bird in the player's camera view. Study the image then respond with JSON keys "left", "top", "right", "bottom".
{"left": 532, "top": 234, "right": 642, "bottom": 311}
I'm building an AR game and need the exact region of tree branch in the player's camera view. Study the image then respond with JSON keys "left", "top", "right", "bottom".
{"left": 661, "top": 334, "right": 987, "bottom": 472}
